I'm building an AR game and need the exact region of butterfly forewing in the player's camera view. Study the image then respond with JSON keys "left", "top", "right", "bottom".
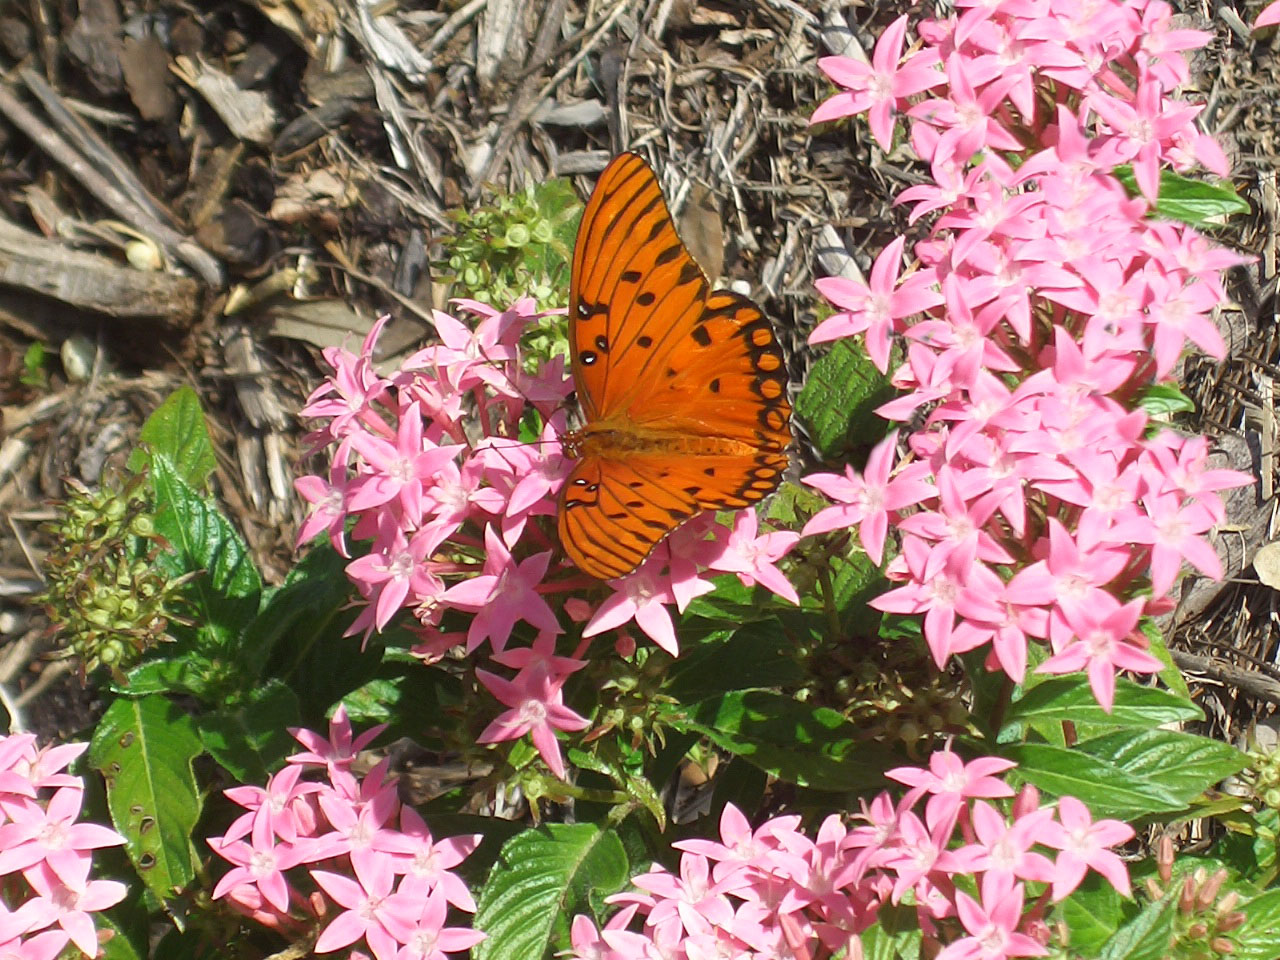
{"left": 560, "top": 153, "right": 793, "bottom": 579}
{"left": 569, "top": 153, "right": 710, "bottom": 421}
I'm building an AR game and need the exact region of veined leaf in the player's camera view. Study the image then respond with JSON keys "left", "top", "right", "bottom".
{"left": 128, "top": 386, "right": 217, "bottom": 487}
{"left": 795, "top": 339, "right": 894, "bottom": 459}
{"left": 88, "top": 695, "right": 203, "bottom": 902}
{"left": 149, "top": 453, "right": 262, "bottom": 651}
{"left": 474, "top": 824, "right": 630, "bottom": 960}
{"left": 668, "top": 690, "right": 896, "bottom": 791}
{"left": 1004, "top": 676, "right": 1200, "bottom": 731}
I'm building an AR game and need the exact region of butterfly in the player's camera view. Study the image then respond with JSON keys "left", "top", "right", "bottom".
{"left": 558, "top": 152, "right": 792, "bottom": 580}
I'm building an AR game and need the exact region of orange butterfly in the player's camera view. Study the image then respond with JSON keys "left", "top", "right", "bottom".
{"left": 558, "top": 153, "right": 792, "bottom": 580}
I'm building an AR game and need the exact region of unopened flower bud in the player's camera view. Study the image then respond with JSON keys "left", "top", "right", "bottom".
{"left": 1157, "top": 835, "right": 1174, "bottom": 884}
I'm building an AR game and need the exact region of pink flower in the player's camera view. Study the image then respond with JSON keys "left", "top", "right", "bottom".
{"left": 936, "top": 875, "right": 1047, "bottom": 960}
{"left": 705, "top": 510, "right": 800, "bottom": 603}
{"left": 888, "top": 748, "right": 1015, "bottom": 837}
{"left": 0, "top": 788, "right": 124, "bottom": 886}
{"left": 440, "top": 527, "right": 560, "bottom": 653}
{"left": 811, "top": 237, "right": 943, "bottom": 372}
{"left": 1037, "top": 594, "right": 1163, "bottom": 710}
{"left": 288, "top": 704, "right": 386, "bottom": 778}
{"left": 476, "top": 668, "right": 589, "bottom": 780}
{"left": 389, "top": 885, "right": 486, "bottom": 960}
{"left": 583, "top": 565, "right": 681, "bottom": 656}
{"left": 345, "top": 403, "right": 464, "bottom": 520}
{"left": 803, "top": 430, "right": 934, "bottom": 565}
{"left": 22, "top": 861, "right": 127, "bottom": 958}
{"left": 311, "top": 862, "right": 405, "bottom": 960}
{"left": 1040, "top": 797, "right": 1134, "bottom": 900}
{"left": 812, "top": 15, "right": 943, "bottom": 148}
{"left": 211, "top": 814, "right": 304, "bottom": 914}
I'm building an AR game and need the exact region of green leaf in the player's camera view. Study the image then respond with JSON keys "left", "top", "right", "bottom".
{"left": 473, "top": 824, "right": 631, "bottom": 960}
{"left": 1218, "top": 808, "right": 1279, "bottom": 883}
{"left": 197, "top": 680, "right": 301, "bottom": 782}
{"left": 1234, "top": 888, "right": 1280, "bottom": 960}
{"left": 668, "top": 690, "right": 897, "bottom": 791}
{"left": 97, "top": 912, "right": 147, "bottom": 960}
{"left": 238, "top": 541, "right": 349, "bottom": 682}
{"left": 1004, "top": 676, "right": 1201, "bottom": 732}
{"left": 1056, "top": 875, "right": 1126, "bottom": 956}
{"left": 88, "top": 695, "right": 203, "bottom": 901}
{"left": 1140, "top": 619, "right": 1191, "bottom": 700}
{"left": 794, "top": 339, "right": 894, "bottom": 459}
{"left": 1079, "top": 729, "right": 1247, "bottom": 802}
{"left": 1097, "top": 891, "right": 1177, "bottom": 960}
{"left": 149, "top": 453, "right": 262, "bottom": 651}
{"left": 1113, "top": 167, "right": 1250, "bottom": 226}
{"left": 1005, "top": 729, "right": 1246, "bottom": 819}
{"left": 860, "top": 917, "right": 923, "bottom": 960}
{"left": 664, "top": 619, "right": 805, "bottom": 702}
{"left": 117, "top": 656, "right": 222, "bottom": 699}
{"left": 128, "top": 386, "right": 217, "bottom": 487}
{"left": 1139, "top": 383, "right": 1196, "bottom": 417}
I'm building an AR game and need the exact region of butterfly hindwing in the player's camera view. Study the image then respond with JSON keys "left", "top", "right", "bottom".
{"left": 558, "top": 450, "right": 790, "bottom": 581}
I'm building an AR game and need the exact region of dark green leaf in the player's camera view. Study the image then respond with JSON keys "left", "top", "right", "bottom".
{"left": 665, "top": 619, "right": 804, "bottom": 702}
{"left": 1005, "top": 729, "right": 1246, "bottom": 819}
{"left": 149, "top": 453, "right": 262, "bottom": 651}
{"left": 238, "top": 542, "right": 350, "bottom": 681}
{"left": 1004, "top": 676, "right": 1200, "bottom": 731}
{"left": 1097, "top": 892, "right": 1177, "bottom": 960}
{"left": 474, "top": 824, "right": 631, "bottom": 960}
{"left": 197, "top": 680, "right": 301, "bottom": 781}
{"left": 1055, "top": 874, "right": 1126, "bottom": 956}
{"left": 1234, "top": 888, "right": 1280, "bottom": 960}
{"left": 1217, "top": 808, "right": 1279, "bottom": 883}
{"left": 97, "top": 912, "right": 147, "bottom": 960}
{"left": 794, "top": 339, "right": 894, "bottom": 459}
{"left": 88, "top": 695, "right": 203, "bottom": 902}
{"left": 861, "top": 918, "right": 923, "bottom": 960}
{"left": 668, "top": 690, "right": 897, "bottom": 791}
{"left": 128, "top": 386, "right": 217, "bottom": 487}
{"left": 116, "top": 656, "right": 221, "bottom": 700}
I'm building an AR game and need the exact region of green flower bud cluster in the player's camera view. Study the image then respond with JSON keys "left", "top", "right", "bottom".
{"left": 438, "top": 179, "right": 581, "bottom": 324}
{"left": 1244, "top": 737, "right": 1280, "bottom": 810}
{"left": 38, "top": 475, "right": 189, "bottom": 676}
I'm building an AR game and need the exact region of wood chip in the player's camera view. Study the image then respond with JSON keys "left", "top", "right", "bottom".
{"left": 0, "top": 218, "right": 198, "bottom": 326}
{"left": 171, "top": 56, "right": 278, "bottom": 145}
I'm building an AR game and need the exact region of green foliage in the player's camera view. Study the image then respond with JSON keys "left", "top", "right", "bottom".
{"left": 794, "top": 338, "right": 896, "bottom": 460}
{"left": 88, "top": 695, "right": 203, "bottom": 903}
{"left": 439, "top": 178, "right": 582, "bottom": 360}
{"left": 473, "top": 825, "right": 631, "bottom": 959}
{"left": 1113, "top": 167, "right": 1251, "bottom": 226}
{"left": 21, "top": 341, "right": 50, "bottom": 388}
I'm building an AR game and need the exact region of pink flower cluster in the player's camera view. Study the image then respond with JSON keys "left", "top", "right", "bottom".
{"left": 208, "top": 708, "right": 484, "bottom": 960}
{"left": 570, "top": 748, "right": 1132, "bottom": 960}
{"left": 804, "top": 0, "right": 1254, "bottom": 708}
{"left": 0, "top": 734, "right": 126, "bottom": 960}
{"left": 296, "top": 299, "right": 799, "bottom": 776}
